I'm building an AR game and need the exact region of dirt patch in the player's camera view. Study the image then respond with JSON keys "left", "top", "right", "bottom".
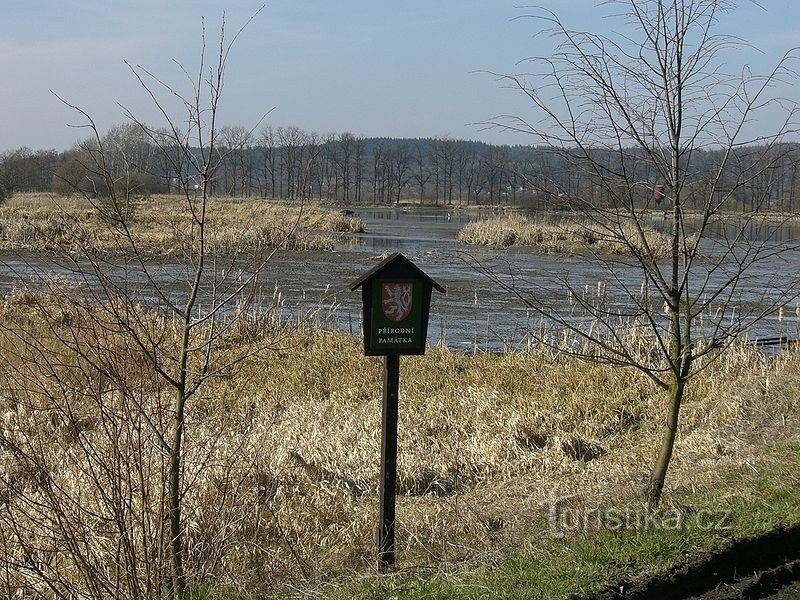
{"left": 515, "top": 427, "right": 549, "bottom": 450}
{"left": 562, "top": 438, "right": 607, "bottom": 462}
{"left": 575, "top": 524, "right": 800, "bottom": 599}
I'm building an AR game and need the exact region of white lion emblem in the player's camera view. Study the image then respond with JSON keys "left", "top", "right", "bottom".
{"left": 381, "top": 282, "right": 413, "bottom": 321}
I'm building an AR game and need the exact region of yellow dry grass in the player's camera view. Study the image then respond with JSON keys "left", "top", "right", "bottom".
{"left": 458, "top": 214, "right": 673, "bottom": 257}
{"left": 0, "top": 192, "right": 364, "bottom": 254}
{"left": 0, "top": 291, "right": 798, "bottom": 596}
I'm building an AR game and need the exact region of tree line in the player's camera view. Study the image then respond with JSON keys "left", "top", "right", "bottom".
{"left": 2, "top": 123, "right": 800, "bottom": 211}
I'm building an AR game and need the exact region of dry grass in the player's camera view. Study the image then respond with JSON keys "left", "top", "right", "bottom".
{"left": 458, "top": 214, "right": 673, "bottom": 257}
{"left": 0, "top": 290, "right": 798, "bottom": 597}
{"left": 0, "top": 192, "right": 364, "bottom": 254}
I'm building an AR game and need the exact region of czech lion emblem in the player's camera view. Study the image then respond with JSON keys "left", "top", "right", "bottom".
{"left": 381, "top": 282, "right": 413, "bottom": 322}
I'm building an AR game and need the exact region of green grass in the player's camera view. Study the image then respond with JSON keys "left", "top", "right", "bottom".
{"left": 334, "top": 444, "right": 800, "bottom": 599}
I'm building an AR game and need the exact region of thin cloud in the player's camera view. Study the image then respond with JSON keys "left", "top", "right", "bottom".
{"left": 749, "top": 30, "right": 800, "bottom": 50}
{"left": 0, "top": 36, "right": 159, "bottom": 65}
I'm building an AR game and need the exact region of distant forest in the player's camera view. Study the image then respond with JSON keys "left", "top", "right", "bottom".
{"left": 2, "top": 123, "right": 800, "bottom": 211}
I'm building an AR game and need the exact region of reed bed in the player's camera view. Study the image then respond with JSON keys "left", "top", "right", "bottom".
{"left": 0, "top": 290, "right": 797, "bottom": 597}
{"left": 0, "top": 192, "right": 364, "bottom": 254}
{"left": 458, "top": 214, "right": 673, "bottom": 257}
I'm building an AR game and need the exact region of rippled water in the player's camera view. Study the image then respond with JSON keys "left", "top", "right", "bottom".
{"left": 2, "top": 207, "right": 799, "bottom": 352}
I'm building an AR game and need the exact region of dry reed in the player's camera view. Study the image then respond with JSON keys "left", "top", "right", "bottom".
{"left": 458, "top": 214, "right": 673, "bottom": 257}
{"left": 0, "top": 290, "right": 797, "bottom": 597}
{"left": 0, "top": 193, "right": 364, "bottom": 254}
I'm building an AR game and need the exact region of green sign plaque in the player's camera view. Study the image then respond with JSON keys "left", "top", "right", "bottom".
{"left": 350, "top": 253, "right": 445, "bottom": 356}
{"left": 369, "top": 279, "right": 424, "bottom": 352}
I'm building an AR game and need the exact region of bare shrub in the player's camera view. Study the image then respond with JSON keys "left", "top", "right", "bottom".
{"left": 0, "top": 10, "right": 313, "bottom": 598}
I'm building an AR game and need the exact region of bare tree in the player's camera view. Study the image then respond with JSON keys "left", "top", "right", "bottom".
{"left": 479, "top": 145, "right": 509, "bottom": 205}
{"left": 352, "top": 134, "right": 367, "bottom": 204}
{"left": 387, "top": 141, "right": 413, "bottom": 205}
{"left": 478, "top": 0, "right": 800, "bottom": 507}
{"left": 334, "top": 132, "right": 356, "bottom": 203}
{"left": 277, "top": 126, "right": 309, "bottom": 200}
{"left": 0, "top": 11, "right": 313, "bottom": 598}
{"left": 372, "top": 139, "right": 387, "bottom": 203}
{"left": 218, "top": 125, "right": 254, "bottom": 197}
{"left": 258, "top": 125, "right": 280, "bottom": 198}
{"left": 0, "top": 147, "right": 62, "bottom": 196}
{"left": 411, "top": 140, "right": 432, "bottom": 202}
{"left": 433, "top": 137, "right": 457, "bottom": 205}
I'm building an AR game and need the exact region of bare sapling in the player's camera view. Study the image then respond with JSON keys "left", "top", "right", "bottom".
{"left": 475, "top": 0, "right": 800, "bottom": 508}
{"left": 0, "top": 9, "right": 318, "bottom": 599}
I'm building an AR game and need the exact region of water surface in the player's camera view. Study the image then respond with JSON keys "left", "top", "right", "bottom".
{"left": 2, "top": 206, "right": 799, "bottom": 352}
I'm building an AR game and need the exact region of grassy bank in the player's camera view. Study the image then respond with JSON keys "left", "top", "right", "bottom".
{"left": 458, "top": 214, "right": 672, "bottom": 256}
{"left": 340, "top": 443, "right": 800, "bottom": 599}
{"left": 0, "top": 192, "right": 364, "bottom": 254}
{"left": 0, "top": 291, "right": 798, "bottom": 597}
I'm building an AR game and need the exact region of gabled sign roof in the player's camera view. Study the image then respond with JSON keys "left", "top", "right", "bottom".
{"left": 349, "top": 252, "right": 446, "bottom": 294}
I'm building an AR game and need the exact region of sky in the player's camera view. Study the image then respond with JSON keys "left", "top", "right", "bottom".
{"left": 1, "top": 0, "right": 799, "bottom": 153}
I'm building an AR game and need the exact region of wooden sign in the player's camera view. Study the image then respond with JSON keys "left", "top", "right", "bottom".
{"left": 350, "top": 252, "right": 445, "bottom": 572}
{"left": 350, "top": 252, "right": 445, "bottom": 356}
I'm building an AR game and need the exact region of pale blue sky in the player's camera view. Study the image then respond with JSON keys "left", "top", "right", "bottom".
{"left": 1, "top": 1, "right": 798, "bottom": 152}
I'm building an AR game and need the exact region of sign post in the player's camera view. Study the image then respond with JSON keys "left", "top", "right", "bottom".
{"left": 350, "top": 253, "right": 445, "bottom": 572}
{"left": 378, "top": 352, "right": 399, "bottom": 568}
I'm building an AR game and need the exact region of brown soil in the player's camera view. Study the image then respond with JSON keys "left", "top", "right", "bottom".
{"left": 575, "top": 524, "right": 800, "bottom": 599}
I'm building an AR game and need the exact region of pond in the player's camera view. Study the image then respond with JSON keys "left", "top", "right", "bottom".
{"left": 1, "top": 206, "right": 799, "bottom": 352}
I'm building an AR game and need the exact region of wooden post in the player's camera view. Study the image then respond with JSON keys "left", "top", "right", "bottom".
{"left": 377, "top": 352, "right": 400, "bottom": 572}
{"left": 349, "top": 254, "right": 445, "bottom": 571}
